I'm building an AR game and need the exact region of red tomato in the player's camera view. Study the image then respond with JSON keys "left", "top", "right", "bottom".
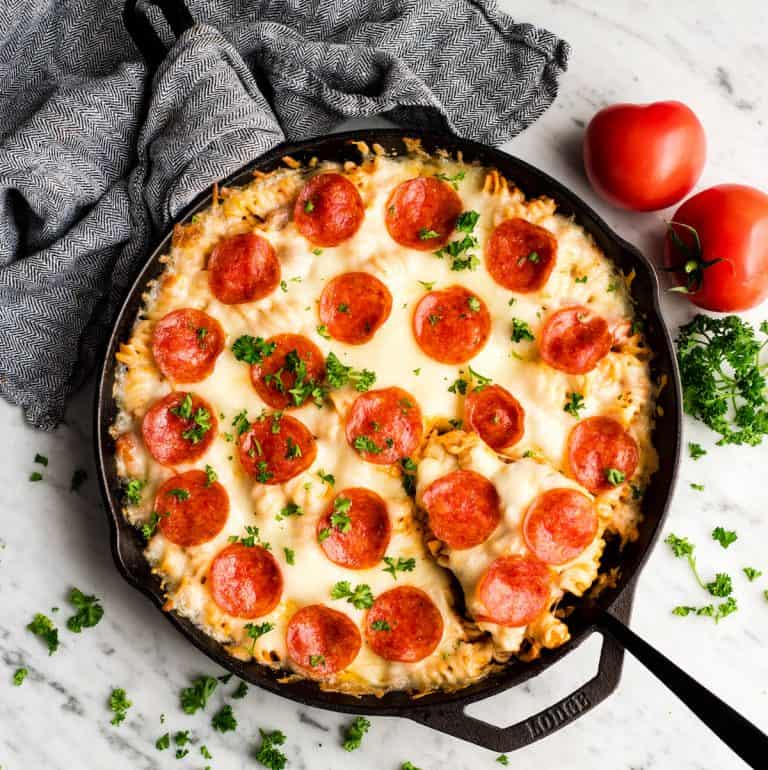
{"left": 583, "top": 101, "right": 706, "bottom": 211}
{"left": 663, "top": 185, "right": 768, "bottom": 312}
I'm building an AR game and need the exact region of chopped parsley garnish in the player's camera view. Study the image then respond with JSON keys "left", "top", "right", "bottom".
{"left": 205, "top": 464, "right": 217, "bottom": 486}
{"left": 325, "top": 352, "right": 376, "bottom": 392}
{"left": 564, "top": 392, "right": 585, "bottom": 418}
{"left": 467, "top": 295, "right": 481, "bottom": 312}
{"left": 342, "top": 716, "right": 371, "bottom": 751}
{"left": 382, "top": 556, "right": 416, "bottom": 580}
{"left": 70, "top": 468, "right": 88, "bottom": 492}
{"left": 284, "top": 547, "right": 295, "bottom": 565}
{"left": 256, "top": 462, "right": 273, "bottom": 483}
{"left": 140, "top": 510, "right": 167, "bottom": 540}
{"left": 29, "top": 471, "right": 43, "bottom": 482}
{"left": 318, "top": 469, "right": 335, "bottom": 486}
{"left": 255, "top": 729, "right": 287, "bottom": 770}
{"left": 353, "top": 435, "right": 383, "bottom": 454}
{"left": 232, "top": 335, "right": 277, "bottom": 364}
{"left": 174, "top": 731, "right": 190, "bottom": 746}
{"left": 309, "top": 654, "right": 325, "bottom": 667}
{"left": 124, "top": 478, "right": 145, "bottom": 505}
{"left": 285, "top": 437, "right": 303, "bottom": 459}
{"left": 316, "top": 324, "right": 331, "bottom": 339}
{"left": 434, "top": 211, "right": 480, "bottom": 270}
{"left": 27, "top": 613, "right": 59, "bottom": 655}
{"left": 418, "top": 280, "right": 435, "bottom": 291}
{"left": 467, "top": 365, "right": 491, "bottom": 391}
{"left": 109, "top": 688, "right": 131, "bottom": 726}
{"left": 232, "top": 409, "right": 250, "bottom": 435}
{"left": 690, "top": 482, "right": 705, "bottom": 491}
{"left": 712, "top": 527, "right": 737, "bottom": 548}
{"left": 744, "top": 567, "right": 762, "bottom": 582}
{"left": 244, "top": 622, "right": 275, "bottom": 652}
{"left": 448, "top": 417, "right": 463, "bottom": 430}
{"left": 525, "top": 251, "right": 540, "bottom": 264}
{"left": 212, "top": 704, "right": 237, "bottom": 732}
{"left": 229, "top": 525, "right": 270, "bottom": 550}
{"left": 277, "top": 502, "right": 303, "bottom": 520}
{"left": 280, "top": 279, "right": 288, "bottom": 292}
{"left": 605, "top": 467, "right": 626, "bottom": 486}
{"left": 434, "top": 170, "right": 465, "bottom": 189}
{"left": 673, "top": 597, "right": 738, "bottom": 623}
{"left": 155, "top": 733, "right": 170, "bottom": 750}
{"left": 688, "top": 442, "right": 707, "bottom": 460}
{"left": 511, "top": 318, "right": 535, "bottom": 343}
{"left": 175, "top": 749, "right": 189, "bottom": 759}
{"left": 371, "top": 620, "right": 391, "bottom": 631}
{"left": 34, "top": 453, "right": 48, "bottom": 466}
{"left": 201, "top": 744, "right": 213, "bottom": 758}
{"left": 707, "top": 573, "right": 733, "bottom": 597}
{"left": 331, "top": 581, "right": 374, "bottom": 609}
{"left": 232, "top": 681, "right": 249, "bottom": 699}
{"left": 168, "top": 488, "right": 190, "bottom": 501}
{"left": 13, "top": 668, "right": 28, "bottom": 686}
{"left": 331, "top": 496, "right": 352, "bottom": 530}
{"left": 196, "top": 326, "right": 208, "bottom": 347}
{"left": 574, "top": 275, "right": 588, "bottom": 283}
{"left": 677, "top": 315, "right": 768, "bottom": 446}
{"left": 337, "top": 302, "right": 350, "bottom": 313}
{"left": 170, "top": 392, "right": 193, "bottom": 419}
{"left": 312, "top": 247, "right": 323, "bottom": 255}
{"left": 402, "top": 763, "right": 422, "bottom": 770}
{"left": 400, "top": 456, "right": 417, "bottom": 497}
{"left": 497, "top": 756, "right": 510, "bottom": 766}
{"left": 180, "top": 675, "right": 218, "bottom": 714}
{"left": 427, "top": 313, "right": 442, "bottom": 326}
{"left": 448, "top": 377, "right": 468, "bottom": 395}
{"left": 179, "top": 402, "right": 212, "bottom": 444}
{"left": 304, "top": 199, "right": 315, "bottom": 213}
{"left": 66, "top": 587, "right": 104, "bottom": 633}
{"left": 418, "top": 228, "right": 440, "bottom": 240}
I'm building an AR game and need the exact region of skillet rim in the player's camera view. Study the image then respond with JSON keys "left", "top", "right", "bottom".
{"left": 94, "top": 127, "right": 682, "bottom": 717}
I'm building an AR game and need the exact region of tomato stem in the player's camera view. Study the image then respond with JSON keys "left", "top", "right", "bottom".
{"left": 663, "top": 221, "right": 724, "bottom": 293}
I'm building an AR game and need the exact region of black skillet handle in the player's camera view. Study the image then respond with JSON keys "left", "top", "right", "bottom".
{"left": 123, "top": 0, "right": 196, "bottom": 69}
{"left": 596, "top": 610, "right": 768, "bottom": 769}
{"left": 408, "top": 626, "right": 624, "bottom": 752}
{"left": 408, "top": 589, "right": 633, "bottom": 752}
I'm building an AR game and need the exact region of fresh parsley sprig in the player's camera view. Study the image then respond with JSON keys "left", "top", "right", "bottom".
{"left": 382, "top": 556, "right": 416, "bottom": 580}
{"left": 331, "top": 581, "right": 374, "bottom": 609}
{"left": 342, "top": 716, "right": 371, "bottom": 751}
{"left": 677, "top": 315, "right": 768, "bottom": 446}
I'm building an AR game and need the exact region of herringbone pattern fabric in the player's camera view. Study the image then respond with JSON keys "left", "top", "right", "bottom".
{"left": 0, "top": 0, "right": 569, "bottom": 430}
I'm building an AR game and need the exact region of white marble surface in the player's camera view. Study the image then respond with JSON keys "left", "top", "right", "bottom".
{"left": 2, "top": 1, "right": 768, "bottom": 768}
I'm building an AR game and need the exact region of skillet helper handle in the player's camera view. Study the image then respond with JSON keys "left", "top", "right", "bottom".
{"left": 408, "top": 626, "right": 626, "bottom": 752}
{"left": 597, "top": 610, "right": 768, "bottom": 769}
{"left": 123, "top": 0, "right": 196, "bottom": 70}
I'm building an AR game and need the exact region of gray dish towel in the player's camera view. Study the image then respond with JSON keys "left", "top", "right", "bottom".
{"left": 0, "top": 0, "right": 569, "bottom": 430}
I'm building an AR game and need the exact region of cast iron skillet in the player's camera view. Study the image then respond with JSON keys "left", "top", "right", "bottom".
{"left": 94, "top": 128, "right": 767, "bottom": 764}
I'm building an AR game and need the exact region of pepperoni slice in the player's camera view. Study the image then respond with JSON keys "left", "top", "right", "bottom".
{"left": 384, "top": 177, "right": 462, "bottom": 250}
{"left": 318, "top": 272, "right": 392, "bottom": 345}
{"left": 238, "top": 412, "right": 317, "bottom": 484}
{"left": 208, "top": 232, "right": 281, "bottom": 305}
{"left": 421, "top": 469, "right": 501, "bottom": 549}
{"left": 151, "top": 308, "right": 225, "bottom": 383}
{"left": 412, "top": 286, "right": 491, "bottom": 364}
{"left": 522, "top": 488, "right": 597, "bottom": 565}
{"left": 155, "top": 470, "right": 229, "bottom": 547}
{"left": 477, "top": 555, "right": 552, "bottom": 627}
{"left": 317, "top": 488, "right": 391, "bottom": 569}
{"left": 365, "top": 586, "right": 443, "bottom": 662}
{"left": 286, "top": 605, "right": 362, "bottom": 677}
{"left": 141, "top": 392, "right": 217, "bottom": 467}
{"left": 485, "top": 218, "right": 558, "bottom": 292}
{"left": 567, "top": 416, "right": 639, "bottom": 494}
{"left": 250, "top": 334, "right": 326, "bottom": 409}
{"left": 465, "top": 384, "right": 525, "bottom": 450}
{"left": 293, "top": 173, "right": 365, "bottom": 247}
{"left": 345, "top": 387, "right": 422, "bottom": 465}
{"left": 540, "top": 306, "right": 613, "bottom": 374}
{"left": 209, "top": 543, "right": 283, "bottom": 618}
